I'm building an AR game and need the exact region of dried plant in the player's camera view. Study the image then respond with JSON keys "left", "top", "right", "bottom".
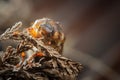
{"left": 0, "top": 18, "right": 82, "bottom": 80}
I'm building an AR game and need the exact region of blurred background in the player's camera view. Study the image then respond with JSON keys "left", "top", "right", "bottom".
{"left": 0, "top": 0, "right": 120, "bottom": 80}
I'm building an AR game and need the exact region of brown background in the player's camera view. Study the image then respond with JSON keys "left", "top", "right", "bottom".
{"left": 0, "top": 0, "right": 120, "bottom": 80}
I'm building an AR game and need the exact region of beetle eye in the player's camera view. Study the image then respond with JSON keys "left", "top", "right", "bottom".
{"left": 41, "top": 23, "right": 53, "bottom": 32}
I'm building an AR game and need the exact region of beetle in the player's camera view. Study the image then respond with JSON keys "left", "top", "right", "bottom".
{"left": 27, "top": 18, "right": 65, "bottom": 54}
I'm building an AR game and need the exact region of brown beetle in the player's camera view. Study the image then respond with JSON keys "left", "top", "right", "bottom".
{"left": 27, "top": 18, "right": 65, "bottom": 54}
